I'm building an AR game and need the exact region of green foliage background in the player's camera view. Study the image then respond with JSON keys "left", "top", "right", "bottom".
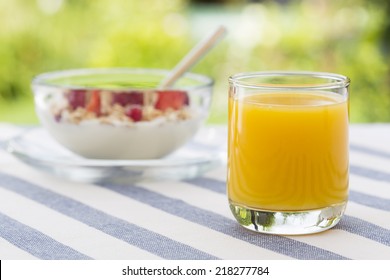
{"left": 0, "top": 0, "right": 389, "bottom": 124}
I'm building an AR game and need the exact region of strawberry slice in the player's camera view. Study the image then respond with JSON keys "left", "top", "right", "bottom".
{"left": 155, "top": 90, "right": 189, "bottom": 111}
{"left": 112, "top": 91, "right": 143, "bottom": 106}
{"left": 67, "top": 89, "right": 86, "bottom": 110}
{"left": 86, "top": 90, "right": 101, "bottom": 115}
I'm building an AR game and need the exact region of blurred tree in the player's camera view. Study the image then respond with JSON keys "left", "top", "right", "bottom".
{"left": 0, "top": 0, "right": 390, "bottom": 123}
{"left": 371, "top": 0, "right": 390, "bottom": 55}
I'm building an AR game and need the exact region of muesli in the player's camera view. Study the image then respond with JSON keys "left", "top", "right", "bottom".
{"left": 52, "top": 89, "right": 191, "bottom": 125}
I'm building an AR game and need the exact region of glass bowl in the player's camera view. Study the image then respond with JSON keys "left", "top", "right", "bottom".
{"left": 31, "top": 68, "right": 214, "bottom": 160}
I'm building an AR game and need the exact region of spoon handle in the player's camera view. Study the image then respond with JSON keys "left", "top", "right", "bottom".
{"left": 159, "top": 26, "right": 227, "bottom": 89}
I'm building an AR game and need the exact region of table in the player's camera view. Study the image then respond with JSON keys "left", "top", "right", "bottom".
{"left": 0, "top": 123, "right": 389, "bottom": 260}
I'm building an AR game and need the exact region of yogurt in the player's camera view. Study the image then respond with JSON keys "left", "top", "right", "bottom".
{"left": 35, "top": 88, "right": 205, "bottom": 159}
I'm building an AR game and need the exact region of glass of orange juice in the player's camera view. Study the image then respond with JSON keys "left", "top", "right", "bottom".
{"left": 228, "top": 71, "right": 350, "bottom": 235}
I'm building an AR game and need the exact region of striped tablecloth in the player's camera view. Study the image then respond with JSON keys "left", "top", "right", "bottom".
{"left": 0, "top": 123, "right": 389, "bottom": 260}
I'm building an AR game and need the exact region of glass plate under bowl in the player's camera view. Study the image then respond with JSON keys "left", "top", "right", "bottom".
{"left": 5, "top": 126, "right": 227, "bottom": 184}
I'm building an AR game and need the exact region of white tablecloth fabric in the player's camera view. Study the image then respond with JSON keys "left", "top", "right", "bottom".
{"left": 0, "top": 123, "right": 389, "bottom": 260}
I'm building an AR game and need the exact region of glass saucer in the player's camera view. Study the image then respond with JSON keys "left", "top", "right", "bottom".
{"left": 5, "top": 126, "right": 227, "bottom": 184}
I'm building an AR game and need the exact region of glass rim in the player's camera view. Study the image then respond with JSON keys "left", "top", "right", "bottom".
{"left": 229, "top": 71, "right": 350, "bottom": 90}
{"left": 31, "top": 67, "right": 214, "bottom": 91}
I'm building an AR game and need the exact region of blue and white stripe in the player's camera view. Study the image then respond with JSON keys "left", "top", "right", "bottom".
{"left": 0, "top": 124, "right": 389, "bottom": 260}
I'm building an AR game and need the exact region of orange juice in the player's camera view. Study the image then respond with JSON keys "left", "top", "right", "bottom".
{"left": 228, "top": 92, "right": 349, "bottom": 211}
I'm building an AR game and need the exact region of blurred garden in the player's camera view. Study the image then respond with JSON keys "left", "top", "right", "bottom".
{"left": 1, "top": 0, "right": 390, "bottom": 124}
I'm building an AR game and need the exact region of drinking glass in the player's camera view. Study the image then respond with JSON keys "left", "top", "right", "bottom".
{"left": 228, "top": 71, "right": 350, "bottom": 235}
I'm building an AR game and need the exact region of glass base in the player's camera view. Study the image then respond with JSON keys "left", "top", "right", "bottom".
{"left": 229, "top": 201, "right": 347, "bottom": 235}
